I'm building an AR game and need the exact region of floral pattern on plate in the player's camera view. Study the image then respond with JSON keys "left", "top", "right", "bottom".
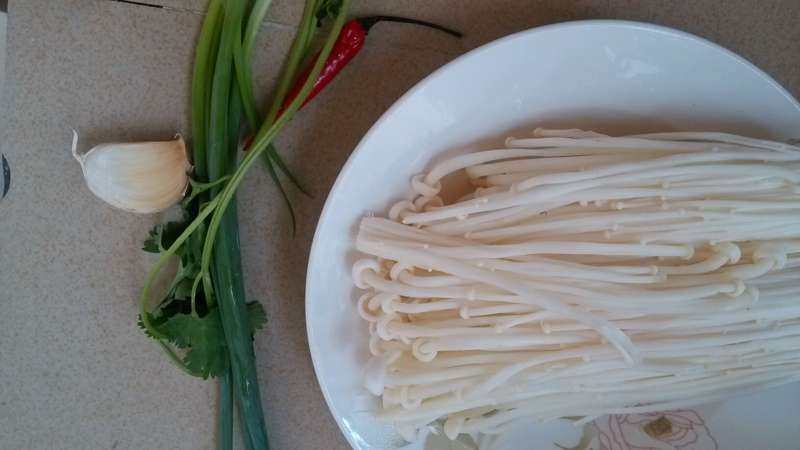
{"left": 558, "top": 410, "right": 719, "bottom": 450}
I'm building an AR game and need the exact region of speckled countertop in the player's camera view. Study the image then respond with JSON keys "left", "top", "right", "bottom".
{"left": 0, "top": 1, "right": 798, "bottom": 449}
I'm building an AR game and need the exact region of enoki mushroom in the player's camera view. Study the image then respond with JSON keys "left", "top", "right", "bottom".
{"left": 351, "top": 128, "right": 800, "bottom": 442}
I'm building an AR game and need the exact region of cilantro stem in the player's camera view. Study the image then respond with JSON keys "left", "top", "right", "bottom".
{"left": 190, "top": 273, "right": 203, "bottom": 318}
{"left": 182, "top": 175, "right": 231, "bottom": 208}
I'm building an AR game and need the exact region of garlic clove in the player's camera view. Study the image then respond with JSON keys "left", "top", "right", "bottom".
{"left": 72, "top": 130, "right": 191, "bottom": 214}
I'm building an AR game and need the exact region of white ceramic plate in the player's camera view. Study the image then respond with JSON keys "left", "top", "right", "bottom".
{"left": 306, "top": 20, "right": 800, "bottom": 450}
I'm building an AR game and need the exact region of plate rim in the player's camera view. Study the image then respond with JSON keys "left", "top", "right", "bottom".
{"left": 304, "top": 19, "right": 800, "bottom": 450}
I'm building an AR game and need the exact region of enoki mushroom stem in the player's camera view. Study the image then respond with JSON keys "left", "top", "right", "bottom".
{"left": 352, "top": 128, "right": 800, "bottom": 440}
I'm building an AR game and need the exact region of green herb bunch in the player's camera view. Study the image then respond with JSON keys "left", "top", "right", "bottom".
{"left": 137, "top": 1, "right": 351, "bottom": 449}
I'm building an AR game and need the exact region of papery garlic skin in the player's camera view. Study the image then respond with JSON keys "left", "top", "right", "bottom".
{"left": 72, "top": 131, "right": 191, "bottom": 214}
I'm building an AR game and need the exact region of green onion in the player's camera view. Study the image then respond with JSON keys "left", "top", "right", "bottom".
{"left": 199, "top": 1, "right": 352, "bottom": 279}
{"left": 235, "top": 0, "right": 307, "bottom": 233}
{"left": 190, "top": 0, "right": 224, "bottom": 181}
{"left": 206, "top": 0, "right": 270, "bottom": 448}
{"left": 217, "top": 366, "right": 233, "bottom": 450}
{"left": 139, "top": 1, "right": 352, "bottom": 449}
{"left": 264, "top": 0, "right": 320, "bottom": 125}
{"left": 235, "top": 0, "right": 271, "bottom": 129}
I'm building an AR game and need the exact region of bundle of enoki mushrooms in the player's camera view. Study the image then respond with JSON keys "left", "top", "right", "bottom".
{"left": 351, "top": 128, "right": 800, "bottom": 441}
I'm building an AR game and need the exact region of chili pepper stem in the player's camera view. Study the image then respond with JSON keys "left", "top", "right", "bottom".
{"left": 356, "top": 15, "right": 463, "bottom": 37}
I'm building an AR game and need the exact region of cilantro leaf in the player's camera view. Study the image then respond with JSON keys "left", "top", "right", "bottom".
{"left": 315, "top": 0, "right": 343, "bottom": 24}
{"left": 138, "top": 300, "right": 265, "bottom": 379}
{"left": 163, "top": 310, "right": 228, "bottom": 379}
{"left": 247, "top": 301, "right": 267, "bottom": 334}
{"left": 138, "top": 312, "right": 166, "bottom": 339}
{"left": 142, "top": 219, "right": 190, "bottom": 254}
{"left": 183, "top": 341, "right": 228, "bottom": 379}
{"left": 142, "top": 226, "right": 161, "bottom": 253}
{"left": 161, "top": 219, "right": 190, "bottom": 249}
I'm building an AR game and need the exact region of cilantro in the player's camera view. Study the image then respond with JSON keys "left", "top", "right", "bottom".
{"left": 138, "top": 312, "right": 164, "bottom": 339}
{"left": 181, "top": 176, "right": 231, "bottom": 209}
{"left": 173, "top": 277, "right": 195, "bottom": 300}
{"left": 138, "top": 302, "right": 266, "bottom": 379}
{"left": 142, "top": 219, "right": 190, "bottom": 253}
{"left": 315, "top": 0, "right": 343, "bottom": 25}
{"left": 142, "top": 226, "right": 161, "bottom": 253}
{"left": 247, "top": 301, "right": 267, "bottom": 334}
{"left": 163, "top": 310, "right": 228, "bottom": 379}
{"left": 137, "top": 101, "right": 268, "bottom": 380}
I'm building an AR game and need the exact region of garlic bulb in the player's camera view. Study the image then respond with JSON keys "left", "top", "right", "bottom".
{"left": 72, "top": 130, "right": 191, "bottom": 214}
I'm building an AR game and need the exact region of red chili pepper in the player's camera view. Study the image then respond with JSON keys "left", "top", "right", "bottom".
{"left": 243, "top": 16, "right": 461, "bottom": 151}
{"left": 277, "top": 15, "right": 462, "bottom": 117}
